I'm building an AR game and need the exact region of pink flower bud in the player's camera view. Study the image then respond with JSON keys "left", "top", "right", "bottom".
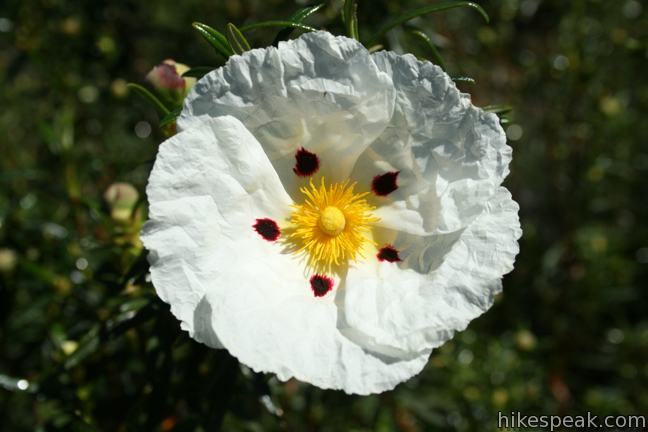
{"left": 146, "top": 59, "right": 196, "bottom": 100}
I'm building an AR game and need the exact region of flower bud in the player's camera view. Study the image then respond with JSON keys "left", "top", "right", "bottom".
{"left": 146, "top": 59, "right": 196, "bottom": 102}
{"left": 104, "top": 182, "right": 139, "bottom": 222}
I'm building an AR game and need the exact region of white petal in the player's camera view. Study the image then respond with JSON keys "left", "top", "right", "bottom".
{"left": 141, "top": 116, "right": 292, "bottom": 348}
{"left": 179, "top": 31, "right": 394, "bottom": 197}
{"left": 142, "top": 196, "right": 225, "bottom": 348}
{"left": 353, "top": 52, "right": 511, "bottom": 235}
{"left": 204, "top": 242, "right": 432, "bottom": 394}
{"left": 342, "top": 53, "right": 519, "bottom": 356}
{"left": 142, "top": 115, "right": 428, "bottom": 394}
{"left": 342, "top": 188, "right": 522, "bottom": 355}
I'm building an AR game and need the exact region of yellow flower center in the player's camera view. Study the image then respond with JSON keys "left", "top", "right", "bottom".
{"left": 287, "top": 178, "right": 378, "bottom": 273}
{"left": 318, "top": 206, "right": 346, "bottom": 236}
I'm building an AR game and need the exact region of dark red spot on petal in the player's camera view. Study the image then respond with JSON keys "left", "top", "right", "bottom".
{"left": 372, "top": 171, "right": 399, "bottom": 196}
{"left": 293, "top": 147, "right": 319, "bottom": 177}
{"left": 253, "top": 218, "right": 280, "bottom": 241}
{"left": 377, "top": 245, "right": 401, "bottom": 263}
{"left": 310, "top": 274, "right": 334, "bottom": 297}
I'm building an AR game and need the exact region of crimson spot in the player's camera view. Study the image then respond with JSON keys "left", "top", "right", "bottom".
{"left": 377, "top": 245, "right": 401, "bottom": 263}
{"left": 310, "top": 274, "right": 334, "bottom": 297}
{"left": 253, "top": 218, "right": 280, "bottom": 241}
{"left": 372, "top": 171, "right": 399, "bottom": 196}
{"left": 293, "top": 147, "right": 319, "bottom": 177}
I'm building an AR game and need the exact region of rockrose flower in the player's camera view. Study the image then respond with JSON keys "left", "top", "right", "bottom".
{"left": 141, "top": 31, "right": 521, "bottom": 394}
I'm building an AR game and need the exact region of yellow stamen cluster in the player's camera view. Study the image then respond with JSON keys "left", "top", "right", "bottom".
{"left": 287, "top": 178, "right": 378, "bottom": 274}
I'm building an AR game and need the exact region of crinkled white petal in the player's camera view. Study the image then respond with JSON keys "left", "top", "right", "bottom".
{"left": 204, "top": 239, "right": 431, "bottom": 395}
{"left": 141, "top": 115, "right": 430, "bottom": 394}
{"left": 342, "top": 53, "right": 519, "bottom": 357}
{"left": 342, "top": 188, "right": 522, "bottom": 354}
{"left": 141, "top": 115, "right": 292, "bottom": 348}
{"left": 352, "top": 51, "right": 511, "bottom": 235}
{"left": 179, "top": 31, "right": 395, "bottom": 197}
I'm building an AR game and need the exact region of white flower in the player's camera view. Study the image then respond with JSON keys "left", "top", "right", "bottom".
{"left": 141, "top": 31, "right": 521, "bottom": 395}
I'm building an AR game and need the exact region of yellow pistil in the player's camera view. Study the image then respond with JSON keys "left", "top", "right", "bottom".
{"left": 318, "top": 206, "right": 346, "bottom": 235}
{"left": 287, "top": 178, "right": 378, "bottom": 274}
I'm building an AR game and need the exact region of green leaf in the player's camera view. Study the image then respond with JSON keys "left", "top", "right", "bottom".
{"left": 119, "top": 251, "right": 149, "bottom": 286}
{"left": 118, "top": 297, "right": 151, "bottom": 314}
{"left": 343, "top": 0, "right": 359, "bottom": 40}
{"left": 407, "top": 28, "right": 447, "bottom": 71}
{"left": 192, "top": 22, "right": 235, "bottom": 58}
{"left": 239, "top": 20, "right": 318, "bottom": 33}
{"left": 451, "top": 76, "right": 476, "bottom": 84}
{"left": 273, "top": 3, "right": 325, "bottom": 45}
{"left": 127, "top": 83, "right": 169, "bottom": 116}
{"left": 64, "top": 325, "right": 100, "bottom": 370}
{"left": 290, "top": 3, "right": 325, "bottom": 22}
{"left": 370, "top": 1, "right": 489, "bottom": 45}
{"left": 484, "top": 104, "right": 513, "bottom": 115}
{"left": 227, "top": 23, "right": 252, "bottom": 54}
{"left": 182, "top": 66, "right": 214, "bottom": 78}
{"left": 485, "top": 104, "right": 514, "bottom": 124}
{"left": 159, "top": 107, "right": 181, "bottom": 128}
{"left": 64, "top": 300, "right": 158, "bottom": 370}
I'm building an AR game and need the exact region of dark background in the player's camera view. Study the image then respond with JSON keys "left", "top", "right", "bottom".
{"left": 1, "top": 0, "right": 646, "bottom": 430}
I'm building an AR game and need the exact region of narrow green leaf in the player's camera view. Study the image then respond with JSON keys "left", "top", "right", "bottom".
{"left": 291, "top": 3, "right": 326, "bottom": 22}
{"left": 118, "top": 297, "right": 151, "bottom": 314}
{"left": 127, "top": 83, "right": 169, "bottom": 116}
{"left": 343, "top": 0, "right": 359, "bottom": 40}
{"left": 407, "top": 28, "right": 447, "bottom": 71}
{"left": 192, "top": 22, "right": 235, "bottom": 58}
{"left": 119, "top": 250, "right": 149, "bottom": 287}
{"left": 370, "top": 1, "right": 489, "bottom": 45}
{"left": 64, "top": 300, "right": 158, "bottom": 370}
{"left": 484, "top": 104, "right": 513, "bottom": 115}
{"left": 273, "top": 3, "right": 325, "bottom": 45}
{"left": 64, "top": 325, "right": 100, "bottom": 369}
{"left": 452, "top": 76, "right": 476, "bottom": 84}
{"left": 227, "top": 22, "right": 252, "bottom": 54}
{"left": 239, "top": 20, "right": 318, "bottom": 33}
{"left": 160, "top": 107, "right": 182, "bottom": 128}
{"left": 182, "top": 66, "right": 214, "bottom": 78}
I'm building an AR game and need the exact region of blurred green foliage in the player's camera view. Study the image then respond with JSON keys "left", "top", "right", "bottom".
{"left": 1, "top": 0, "right": 647, "bottom": 430}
